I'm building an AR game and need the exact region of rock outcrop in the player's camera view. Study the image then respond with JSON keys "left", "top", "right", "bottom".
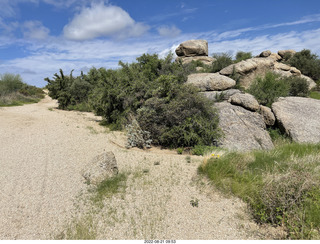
{"left": 176, "top": 39, "right": 208, "bottom": 57}
{"left": 215, "top": 102, "right": 274, "bottom": 151}
{"left": 175, "top": 39, "right": 319, "bottom": 151}
{"left": 175, "top": 39, "right": 215, "bottom": 66}
{"left": 186, "top": 73, "right": 236, "bottom": 91}
{"left": 272, "top": 97, "right": 320, "bottom": 143}
{"left": 82, "top": 151, "right": 118, "bottom": 185}
{"left": 219, "top": 53, "right": 317, "bottom": 89}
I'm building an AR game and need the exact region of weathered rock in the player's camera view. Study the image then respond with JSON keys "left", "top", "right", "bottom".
{"left": 300, "top": 75, "right": 317, "bottom": 90}
{"left": 175, "top": 39, "right": 208, "bottom": 57}
{"left": 274, "top": 62, "right": 291, "bottom": 71}
{"left": 228, "top": 93, "right": 260, "bottom": 111}
{"left": 176, "top": 56, "right": 216, "bottom": 65}
{"left": 201, "top": 89, "right": 241, "bottom": 102}
{"left": 219, "top": 54, "right": 315, "bottom": 89}
{"left": 186, "top": 73, "right": 236, "bottom": 91}
{"left": 272, "top": 97, "right": 320, "bottom": 143}
{"left": 259, "top": 50, "right": 271, "bottom": 57}
{"left": 215, "top": 102, "right": 274, "bottom": 151}
{"left": 278, "top": 49, "right": 296, "bottom": 58}
{"left": 82, "top": 151, "right": 118, "bottom": 185}
{"left": 259, "top": 105, "right": 275, "bottom": 126}
{"left": 219, "top": 57, "right": 274, "bottom": 88}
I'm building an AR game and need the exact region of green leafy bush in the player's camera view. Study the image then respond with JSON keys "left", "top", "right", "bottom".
{"left": 247, "top": 72, "right": 290, "bottom": 107}
{"left": 0, "top": 73, "right": 44, "bottom": 106}
{"left": 45, "top": 69, "right": 94, "bottom": 110}
{"left": 136, "top": 75, "right": 221, "bottom": 148}
{"left": 248, "top": 72, "right": 310, "bottom": 107}
{"left": 0, "top": 73, "right": 24, "bottom": 94}
{"left": 208, "top": 52, "right": 233, "bottom": 73}
{"left": 285, "top": 49, "right": 320, "bottom": 81}
{"left": 285, "top": 76, "right": 310, "bottom": 97}
{"left": 235, "top": 51, "right": 252, "bottom": 63}
{"left": 46, "top": 53, "right": 221, "bottom": 148}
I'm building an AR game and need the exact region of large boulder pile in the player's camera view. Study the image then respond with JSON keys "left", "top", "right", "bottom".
{"left": 177, "top": 39, "right": 320, "bottom": 151}
{"left": 220, "top": 50, "right": 317, "bottom": 89}
{"left": 175, "top": 40, "right": 215, "bottom": 66}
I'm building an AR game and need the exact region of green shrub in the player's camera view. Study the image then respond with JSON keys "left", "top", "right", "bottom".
{"left": 136, "top": 76, "right": 221, "bottom": 148}
{"left": 286, "top": 49, "right": 320, "bottom": 81}
{"left": 0, "top": 73, "right": 25, "bottom": 95}
{"left": 209, "top": 52, "right": 233, "bottom": 73}
{"left": 248, "top": 72, "right": 290, "bottom": 107}
{"left": 0, "top": 73, "right": 45, "bottom": 106}
{"left": 235, "top": 51, "right": 252, "bottom": 63}
{"left": 285, "top": 76, "right": 310, "bottom": 97}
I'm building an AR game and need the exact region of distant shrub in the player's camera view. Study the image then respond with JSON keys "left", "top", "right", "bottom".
{"left": 285, "top": 76, "right": 310, "bottom": 97}
{"left": 0, "top": 73, "right": 44, "bottom": 106}
{"left": 235, "top": 51, "right": 252, "bottom": 63}
{"left": 208, "top": 52, "right": 233, "bottom": 73}
{"left": 0, "top": 73, "right": 24, "bottom": 94}
{"left": 286, "top": 49, "right": 320, "bottom": 81}
{"left": 248, "top": 72, "right": 290, "bottom": 107}
{"left": 45, "top": 69, "right": 95, "bottom": 110}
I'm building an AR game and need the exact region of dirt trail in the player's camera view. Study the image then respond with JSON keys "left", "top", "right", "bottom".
{"left": 0, "top": 96, "right": 281, "bottom": 239}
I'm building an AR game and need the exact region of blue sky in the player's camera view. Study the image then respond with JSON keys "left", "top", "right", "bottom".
{"left": 0, "top": 0, "right": 320, "bottom": 87}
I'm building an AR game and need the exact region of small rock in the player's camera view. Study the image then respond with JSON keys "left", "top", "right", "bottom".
{"left": 259, "top": 105, "right": 275, "bottom": 126}
{"left": 81, "top": 151, "right": 118, "bottom": 185}
{"left": 201, "top": 89, "right": 241, "bottom": 102}
{"left": 259, "top": 50, "right": 271, "bottom": 57}
{"left": 229, "top": 93, "right": 260, "bottom": 111}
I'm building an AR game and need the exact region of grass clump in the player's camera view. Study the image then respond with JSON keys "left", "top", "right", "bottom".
{"left": 198, "top": 143, "right": 320, "bottom": 239}
{"left": 310, "top": 91, "right": 320, "bottom": 100}
{"left": 91, "top": 173, "right": 127, "bottom": 204}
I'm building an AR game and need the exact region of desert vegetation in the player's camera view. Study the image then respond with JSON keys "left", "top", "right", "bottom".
{"left": 199, "top": 133, "right": 320, "bottom": 239}
{"left": 45, "top": 53, "right": 222, "bottom": 149}
{"left": 0, "top": 73, "right": 45, "bottom": 106}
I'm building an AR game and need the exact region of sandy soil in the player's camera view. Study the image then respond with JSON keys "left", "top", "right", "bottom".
{"left": 0, "top": 95, "right": 284, "bottom": 240}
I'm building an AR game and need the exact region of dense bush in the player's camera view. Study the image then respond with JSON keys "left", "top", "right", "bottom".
{"left": 235, "top": 51, "right": 252, "bottom": 63}
{"left": 0, "top": 73, "right": 24, "bottom": 94}
{"left": 136, "top": 75, "right": 221, "bottom": 147}
{"left": 247, "top": 72, "right": 290, "bottom": 107}
{"left": 248, "top": 72, "right": 310, "bottom": 107}
{"left": 208, "top": 52, "right": 233, "bottom": 73}
{"left": 45, "top": 69, "right": 97, "bottom": 110}
{"left": 47, "top": 53, "right": 221, "bottom": 148}
{"left": 0, "top": 73, "right": 44, "bottom": 106}
{"left": 285, "top": 49, "right": 320, "bottom": 82}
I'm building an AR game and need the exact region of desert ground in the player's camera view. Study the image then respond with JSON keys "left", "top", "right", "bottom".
{"left": 0, "top": 95, "right": 283, "bottom": 239}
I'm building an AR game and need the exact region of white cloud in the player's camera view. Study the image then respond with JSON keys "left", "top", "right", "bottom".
{"left": 22, "top": 20, "right": 50, "bottom": 39}
{"left": 157, "top": 25, "right": 181, "bottom": 38}
{"left": 63, "top": 3, "right": 149, "bottom": 40}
